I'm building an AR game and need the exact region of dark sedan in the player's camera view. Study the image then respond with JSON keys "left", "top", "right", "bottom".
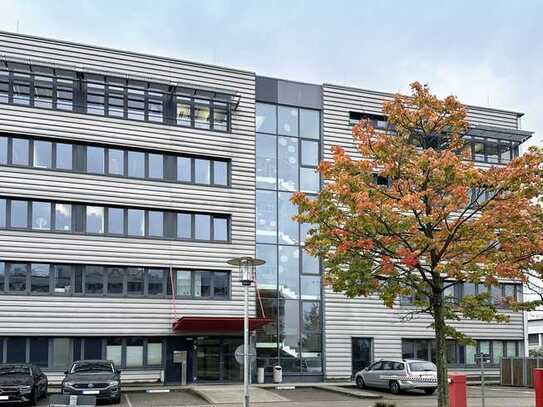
{"left": 62, "top": 360, "right": 121, "bottom": 404}
{"left": 0, "top": 364, "right": 48, "bottom": 405}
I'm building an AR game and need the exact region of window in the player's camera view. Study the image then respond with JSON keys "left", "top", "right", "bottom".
{"left": 256, "top": 133, "right": 277, "bottom": 189}
{"left": 176, "top": 97, "right": 192, "bottom": 126}
{"left": 107, "top": 267, "right": 124, "bottom": 295}
{"left": 0, "top": 262, "right": 4, "bottom": 291}
{"left": 54, "top": 203, "right": 72, "bottom": 231}
{"left": 127, "top": 83, "right": 145, "bottom": 121}
{"left": 126, "top": 338, "right": 144, "bottom": 367}
{"left": 176, "top": 270, "right": 192, "bottom": 297}
{"left": 0, "top": 198, "right": 5, "bottom": 228}
{"left": 213, "top": 102, "right": 228, "bottom": 131}
{"left": 86, "top": 206, "right": 105, "bottom": 234}
{"left": 256, "top": 244, "right": 278, "bottom": 294}
{"left": 300, "top": 167, "right": 319, "bottom": 193}
{"left": 213, "top": 217, "right": 228, "bottom": 241}
{"left": 177, "top": 213, "right": 192, "bottom": 239}
{"left": 87, "top": 82, "right": 105, "bottom": 115}
{"left": 301, "top": 140, "right": 319, "bottom": 166}
{"left": 300, "top": 109, "right": 320, "bottom": 140}
{"left": 108, "top": 208, "right": 125, "bottom": 234}
{"left": 148, "top": 153, "right": 164, "bottom": 179}
{"left": 147, "top": 268, "right": 165, "bottom": 296}
{"left": 147, "top": 339, "right": 163, "bottom": 366}
{"left": 195, "top": 214, "right": 211, "bottom": 240}
{"left": 256, "top": 190, "right": 277, "bottom": 243}
{"left": 52, "top": 338, "right": 71, "bottom": 368}
{"left": 10, "top": 200, "right": 28, "bottom": 228}
{"left": 194, "top": 271, "right": 212, "bottom": 297}
{"left": 32, "top": 201, "right": 51, "bottom": 230}
{"left": 127, "top": 268, "right": 144, "bottom": 296}
{"left": 257, "top": 103, "right": 277, "bottom": 134}
{"left": 278, "top": 192, "right": 299, "bottom": 245}
{"left": 12, "top": 73, "right": 31, "bottom": 105}
{"left": 31, "top": 263, "right": 50, "bottom": 293}
{"left": 33, "top": 140, "right": 52, "bottom": 168}
{"left": 301, "top": 276, "right": 321, "bottom": 300}
{"left": 278, "top": 106, "right": 298, "bottom": 137}
{"left": 29, "top": 337, "right": 49, "bottom": 367}
{"left": 108, "top": 149, "right": 124, "bottom": 175}
{"left": 128, "top": 209, "right": 145, "bottom": 236}
{"left": 213, "top": 161, "right": 228, "bottom": 186}
{"left": 106, "top": 338, "right": 122, "bottom": 367}
{"left": 0, "top": 136, "right": 7, "bottom": 164}
{"left": 53, "top": 264, "right": 72, "bottom": 294}
{"left": 177, "top": 157, "right": 192, "bottom": 182}
{"left": 213, "top": 272, "right": 229, "bottom": 298}
{"left": 12, "top": 138, "right": 29, "bottom": 166}
{"left": 195, "top": 159, "right": 211, "bottom": 184}
{"left": 128, "top": 151, "right": 145, "bottom": 178}
{"left": 279, "top": 245, "right": 299, "bottom": 299}
{"left": 148, "top": 211, "right": 164, "bottom": 237}
{"left": 85, "top": 266, "right": 104, "bottom": 294}
{"left": 8, "top": 263, "right": 27, "bottom": 292}
{"left": 194, "top": 99, "right": 211, "bottom": 129}
{"left": 56, "top": 143, "right": 73, "bottom": 170}
{"left": 87, "top": 146, "right": 105, "bottom": 174}
{"left": 278, "top": 136, "right": 298, "bottom": 191}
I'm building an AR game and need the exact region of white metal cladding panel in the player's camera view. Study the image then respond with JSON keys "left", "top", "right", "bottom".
{"left": 322, "top": 85, "right": 521, "bottom": 161}
{"left": 0, "top": 32, "right": 258, "bottom": 337}
{"left": 324, "top": 289, "right": 525, "bottom": 379}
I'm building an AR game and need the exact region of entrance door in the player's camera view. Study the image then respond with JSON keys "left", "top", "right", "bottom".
{"left": 164, "top": 337, "right": 194, "bottom": 384}
{"left": 352, "top": 337, "right": 373, "bottom": 374}
{"left": 195, "top": 337, "right": 242, "bottom": 382}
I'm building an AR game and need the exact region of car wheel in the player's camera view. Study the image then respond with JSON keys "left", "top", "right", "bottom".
{"left": 28, "top": 389, "right": 39, "bottom": 406}
{"left": 355, "top": 376, "right": 365, "bottom": 389}
{"left": 111, "top": 395, "right": 121, "bottom": 404}
{"left": 424, "top": 388, "right": 436, "bottom": 395}
{"left": 389, "top": 380, "right": 401, "bottom": 394}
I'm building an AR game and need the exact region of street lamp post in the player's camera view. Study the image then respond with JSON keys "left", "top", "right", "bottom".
{"left": 227, "top": 256, "right": 265, "bottom": 407}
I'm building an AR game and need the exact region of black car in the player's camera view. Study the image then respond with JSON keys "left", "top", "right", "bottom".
{"left": 0, "top": 364, "right": 48, "bottom": 405}
{"left": 62, "top": 360, "right": 121, "bottom": 404}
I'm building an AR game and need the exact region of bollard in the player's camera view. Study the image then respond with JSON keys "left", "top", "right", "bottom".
{"left": 448, "top": 373, "right": 467, "bottom": 407}
{"left": 534, "top": 368, "right": 543, "bottom": 407}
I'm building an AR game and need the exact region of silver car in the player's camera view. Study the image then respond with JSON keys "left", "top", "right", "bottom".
{"left": 354, "top": 359, "right": 437, "bottom": 395}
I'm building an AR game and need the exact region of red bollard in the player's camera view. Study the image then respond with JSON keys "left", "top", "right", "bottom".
{"left": 534, "top": 368, "right": 543, "bottom": 407}
{"left": 448, "top": 373, "right": 467, "bottom": 407}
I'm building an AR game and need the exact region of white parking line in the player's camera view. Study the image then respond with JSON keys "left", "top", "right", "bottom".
{"left": 483, "top": 387, "right": 534, "bottom": 395}
{"left": 125, "top": 393, "right": 133, "bottom": 407}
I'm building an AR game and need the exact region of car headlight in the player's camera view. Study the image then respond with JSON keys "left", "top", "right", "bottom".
{"left": 63, "top": 381, "right": 75, "bottom": 388}
{"left": 109, "top": 380, "right": 119, "bottom": 387}
{"left": 17, "top": 385, "right": 32, "bottom": 394}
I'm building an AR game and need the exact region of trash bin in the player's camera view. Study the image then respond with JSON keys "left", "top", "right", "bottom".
{"left": 48, "top": 394, "right": 96, "bottom": 407}
{"left": 257, "top": 367, "right": 265, "bottom": 384}
{"left": 273, "top": 365, "right": 283, "bottom": 383}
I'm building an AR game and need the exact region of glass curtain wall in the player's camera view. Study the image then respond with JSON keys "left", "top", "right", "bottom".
{"left": 255, "top": 102, "right": 322, "bottom": 376}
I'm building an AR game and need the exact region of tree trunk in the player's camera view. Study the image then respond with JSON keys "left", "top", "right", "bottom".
{"left": 433, "top": 292, "right": 449, "bottom": 407}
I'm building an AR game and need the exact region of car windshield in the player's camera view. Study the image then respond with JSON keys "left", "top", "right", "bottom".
{"left": 71, "top": 362, "right": 114, "bottom": 373}
{"left": 409, "top": 362, "right": 437, "bottom": 372}
{"left": 0, "top": 365, "right": 30, "bottom": 376}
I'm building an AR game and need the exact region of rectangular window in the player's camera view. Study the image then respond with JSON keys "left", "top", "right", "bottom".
{"left": 8, "top": 263, "right": 27, "bottom": 292}
{"left": 278, "top": 136, "right": 298, "bottom": 191}
{"left": 195, "top": 214, "right": 211, "bottom": 240}
{"left": 108, "top": 85, "right": 124, "bottom": 117}
{"left": 126, "top": 338, "right": 144, "bottom": 367}
{"left": 56, "top": 78, "right": 74, "bottom": 111}
{"left": 0, "top": 70, "right": 8, "bottom": 103}
{"left": 7, "top": 337, "right": 27, "bottom": 363}
{"left": 213, "top": 271, "right": 229, "bottom": 298}
{"left": 108, "top": 149, "right": 125, "bottom": 176}
{"left": 300, "top": 109, "right": 320, "bottom": 140}
{"left": 278, "top": 106, "right": 299, "bottom": 137}
{"left": 195, "top": 159, "right": 211, "bottom": 184}
{"left": 194, "top": 271, "right": 212, "bottom": 297}
{"left": 106, "top": 338, "right": 122, "bottom": 368}
{"left": 108, "top": 207, "right": 125, "bottom": 235}
{"left": 12, "top": 73, "right": 31, "bottom": 105}
{"left": 256, "top": 133, "right": 277, "bottom": 190}
{"left": 148, "top": 91, "right": 163, "bottom": 122}
{"left": 177, "top": 157, "right": 192, "bottom": 182}
{"left": 147, "top": 268, "right": 165, "bottom": 296}
{"left": 147, "top": 339, "right": 163, "bottom": 366}
{"left": 256, "top": 103, "right": 277, "bottom": 134}
{"left": 54, "top": 203, "right": 72, "bottom": 231}
{"left": 213, "top": 161, "right": 228, "bottom": 186}
{"left": 213, "top": 102, "right": 228, "bottom": 131}
{"left": 256, "top": 190, "right": 277, "bottom": 243}
{"left": 473, "top": 141, "right": 485, "bottom": 161}
{"left": 177, "top": 213, "right": 192, "bottom": 239}
{"left": 148, "top": 153, "right": 164, "bottom": 179}
{"left": 127, "top": 267, "right": 144, "bottom": 295}
{"left": 148, "top": 211, "right": 164, "bottom": 237}
{"left": 29, "top": 337, "right": 49, "bottom": 367}
{"left": 86, "top": 206, "right": 105, "bottom": 234}
{"left": 128, "top": 151, "right": 145, "bottom": 178}
{"left": 0, "top": 198, "right": 5, "bottom": 228}
{"left": 87, "top": 82, "right": 105, "bottom": 115}
{"left": 32, "top": 201, "right": 51, "bottom": 230}
{"left": 176, "top": 270, "right": 192, "bottom": 297}
{"left": 31, "top": 263, "right": 50, "bottom": 293}
{"left": 300, "top": 167, "right": 319, "bottom": 193}
{"left": 10, "top": 200, "right": 28, "bottom": 228}
{"left": 34, "top": 75, "right": 53, "bottom": 108}
{"left": 213, "top": 217, "right": 228, "bottom": 241}
{"left": 56, "top": 143, "right": 73, "bottom": 170}
{"left": 53, "top": 264, "right": 72, "bottom": 294}
{"left": 0, "top": 262, "right": 4, "bottom": 291}
{"left": 106, "top": 267, "right": 124, "bottom": 295}
{"left": 12, "top": 138, "right": 30, "bottom": 166}
{"left": 194, "top": 99, "right": 211, "bottom": 129}
{"left": 33, "top": 140, "right": 52, "bottom": 168}
{"left": 176, "top": 97, "right": 192, "bottom": 126}
{"left": 85, "top": 266, "right": 105, "bottom": 294}
{"left": 127, "top": 85, "right": 145, "bottom": 121}
{"left": 87, "top": 146, "right": 105, "bottom": 174}
{"left": 0, "top": 136, "right": 7, "bottom": 164}
{"left": 127, "top": 209, "right": 145, "bottom": 236}
{"left": 301, "top": 140, "right": 319, "bottom": 166}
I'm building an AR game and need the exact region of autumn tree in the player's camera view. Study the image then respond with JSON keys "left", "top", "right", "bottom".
{"left": 292, "top": 82, "right": 543, "bottom": 407}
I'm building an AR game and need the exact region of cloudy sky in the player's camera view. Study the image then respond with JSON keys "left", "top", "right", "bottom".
{"left": 1, "top": 0, "right": 542, "bottom": 148}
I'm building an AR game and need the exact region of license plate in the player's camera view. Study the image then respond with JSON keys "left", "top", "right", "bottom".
{"left": 82, "top": 390, "right": 100, "bottom": 395}
{"left": 0, "top": 396, "right": 8, "bottom": 400}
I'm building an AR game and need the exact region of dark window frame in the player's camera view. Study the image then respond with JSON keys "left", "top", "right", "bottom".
{"left": 173, "top": 269, "right": 231, "bottom": 300}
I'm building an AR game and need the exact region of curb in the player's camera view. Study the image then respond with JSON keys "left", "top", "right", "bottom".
{"left": 318, "top": 385, "right": 383, "bottom": 399}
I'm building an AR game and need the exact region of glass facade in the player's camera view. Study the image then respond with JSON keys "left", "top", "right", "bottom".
{"left": 255, "top": 102, "right": 322, "bottom": 376}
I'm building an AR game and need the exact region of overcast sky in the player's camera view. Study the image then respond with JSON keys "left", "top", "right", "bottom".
{"left": 1, "top": 0, "right": 542, "bottom": 148}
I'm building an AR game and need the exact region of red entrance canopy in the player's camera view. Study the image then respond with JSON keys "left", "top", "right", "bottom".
{"left": 172, "top": 316, "right": 272, "bottom": 333}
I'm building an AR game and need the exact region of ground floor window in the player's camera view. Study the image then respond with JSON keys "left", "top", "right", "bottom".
{"left": 401, "top": 338, "right": 524, "bottom": 367}
{"left": 0, "top": 336, "right": 164, "bottom": 370}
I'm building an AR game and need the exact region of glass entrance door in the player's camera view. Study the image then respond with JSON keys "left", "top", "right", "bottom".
{"left": 352, "top": 337, "right": 373, "bottom": 374}
{"left": 195, "top": 337, "right": 242, "bottom": 382}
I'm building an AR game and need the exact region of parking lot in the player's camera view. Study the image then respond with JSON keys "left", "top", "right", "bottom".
{"left": 30, "top": 385, "right": 536, "bottom": 407}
